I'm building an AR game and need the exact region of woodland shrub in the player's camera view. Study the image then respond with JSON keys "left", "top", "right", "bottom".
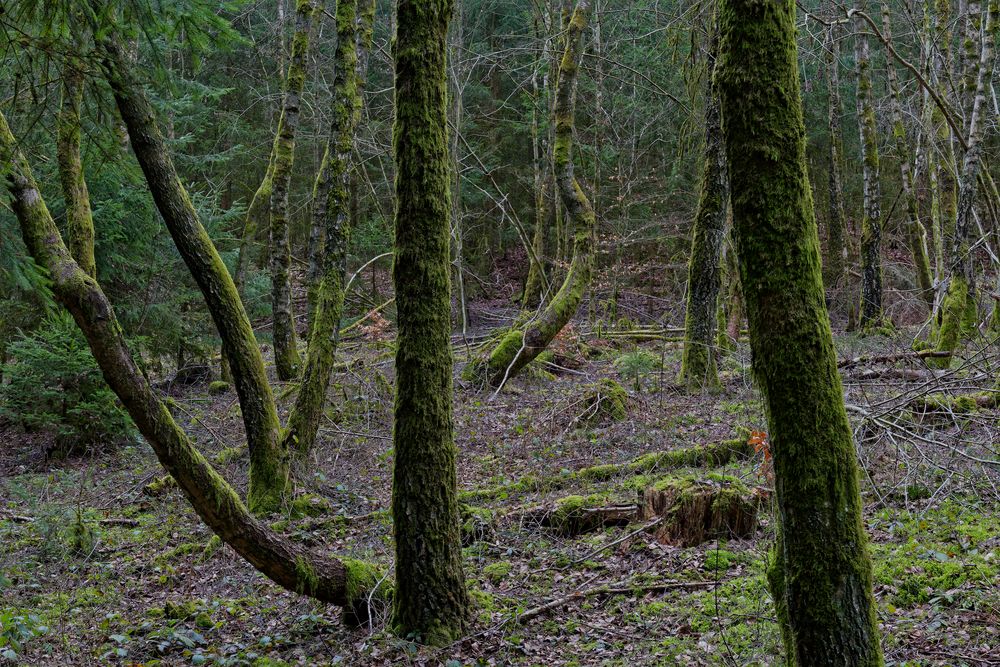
{"left": 0, "top": 313, "right": 134, "bottom": 452}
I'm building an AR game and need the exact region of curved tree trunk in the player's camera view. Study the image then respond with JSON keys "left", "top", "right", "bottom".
{"left": 716, "top": 0, "right": 883, "bottom": 663}
{"left": 855, "top": 4, "right": 886, "bottom": 331}
{"left": 934, "top": 0, "right": 995, "bottom": 362}
{"left": 283, "top": 0, "right": 375, "bottom": 456}
{"left": 1, "top": 111, "right": 384, "bottom": 620}
{"left": 679, "top": 24, "right": 728, "bottom": 393}
{"left": 269, "top": 0, "right": 317, "bottom": 380}
{"left": 56, "top": 58, "right": 96, "bottom": 279}
{"left": 469, "top": 0, "right": 595, "bottom": 388}
{"left": 390, "top": 0, "right": 470, "bottom": 645}
{"left": 99, "top": 37, "right": 290, "bottom": 514}
{"left": 882, "top": 5, "right": 934, "bottom": 310}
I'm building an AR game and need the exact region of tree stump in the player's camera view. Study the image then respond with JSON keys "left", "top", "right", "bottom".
{"left": 639, "top": 475, "right": 759, "bottom": 547}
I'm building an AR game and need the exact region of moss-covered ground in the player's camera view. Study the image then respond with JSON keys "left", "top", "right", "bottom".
{"left": 2, "top": 323, "right": 998, "bottom": 665}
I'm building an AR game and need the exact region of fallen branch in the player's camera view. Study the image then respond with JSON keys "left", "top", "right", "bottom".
{"left": 837, "top": 349, "right": 951, "bottom": 370}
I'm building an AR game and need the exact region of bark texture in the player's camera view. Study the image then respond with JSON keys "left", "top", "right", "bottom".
{"left": 284, "top": 0, "right": 375, "bottom": 456}
{"left": 824, "top": 19, "right": 847, "bottom": 288}
{"left": 390, "top": 0, "right": 470, "bottom": 644}
{"left": 716, "top": 0, "right": 883, "bottom": 663}
{"left": 470, "top": 0, "right": 595, "bottom": 387}
{"left": 99, "top": 37, "right": 290, "bottom": 513}
{"left": 1, "top": 110, "right": 384, "bottom": 618}
{"left": 679, "top": 26, "right": 728, "bottom": 393}
{"left": 56, "top": 58, "right": 96, "bottom": 279}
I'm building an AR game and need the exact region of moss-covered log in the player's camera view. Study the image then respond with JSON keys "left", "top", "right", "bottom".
{"left": 1, "top": 110, "right": 385, "bottom": 618}
{"left": 56, "top": 57, "right": 96, "bottom": 279}
{"left": 679, "top": 24, "right": 728, "bottom": 392}
{"left": 717, "top": 0, "right": 883, "bottom": 662}
{"left": 524, "top": 496, "right": 637, "bottom": 536}
{"left": 390, "top": 0, "right": 470, "bottom": 644}
{"left": 468, "top": 0, "right": 595, "bottom": 387}
{"left": 283, "top": 0, "right": 375, "bottom": 457}
{"left": 854, "top": 5, "right": 886, "bottom": 331}
{"left": 99, "top": 37, "right": 290, "bottom": 513}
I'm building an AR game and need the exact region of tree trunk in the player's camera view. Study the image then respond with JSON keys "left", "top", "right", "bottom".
{"left": 932, "top": 0, "right": 959, "bottom": 324}
{"left": 56, "top": 58, "right": 96, "bottom": 279}
{"left": 824, "top": 17, "right": 847, "bottom": 291}
{"left": 679, "top": 24, "right": 728, "bottom": 393}
{"left": 855, "top": 4, "right": 886, "bottom": 331}
{"left": 1, "top": 111, "right": 384, "bottom": 620}
{"left": 934, "top": 0, "right": 995, "bottom": 362}
{"left": 469, "top": 0, "right": 596, "bottom": 388}
{"left": 269, "top": 0, "right": 317, "bottom": 380}
{"left": 283, "top": 0, "right": 375, "bottom": 456}
{"left": 390, "top": 0, "right": 470, "bottom": 645}
{"left": 99, "top": 37, "right": 290, "bottom": 514}
{"left": 449, "top": 0, "right": 469, "bottom": 333}
{"left": 882, "top": 5, "right": 934, "bottom": 310}
{"left": 716, "top": 0, "right": 883, "bottom": 663}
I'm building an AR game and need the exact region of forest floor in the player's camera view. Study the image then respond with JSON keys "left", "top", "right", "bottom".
{"left": 2, "top": 312, "right": 999, "bottom": 666}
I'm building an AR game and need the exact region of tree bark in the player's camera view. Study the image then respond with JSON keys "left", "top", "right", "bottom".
{"left": 283, "top": 0, "right": 375, "bottom": 456}
{"left": 268, "top": 0, "right": 317, "bottom": 380}
{"left": 99, "top": 37, "right": 290, "bottom": 513}
{"left": 824, "top": 17, "right": 847, "bottom": 290}
{"left": 56, "top": 58, "right": 97, "bottom": 280}
{"left": 679, "top": 23, "right": 728, "bottom": 393}
{"left": 469, "top": 0, "right": 596, "bottom": 388}
{"left": 1, "top": 110, "right": 384, "bottom": 619}
{"left": 390, "top": 0, "right": 470, "bottom": 644}
{"left": 716, "top": 0, "right": 883, "bottom": 663}
{"left": 855, "top": 3, "right": 886, "bottom": 331}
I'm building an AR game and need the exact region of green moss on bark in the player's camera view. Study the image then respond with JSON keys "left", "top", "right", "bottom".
{"left": 716, "top": 0, "right": 883, "bottom": 662}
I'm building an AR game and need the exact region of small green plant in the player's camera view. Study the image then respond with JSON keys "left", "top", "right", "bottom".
{"left": 0, "top": 611, "right": 48, "bottom": 660}
{"left": 0, "top": 313, "right": 134, "bottom": 453}
{"left": 613, "top": 348, "right": 660, "bottom": 392}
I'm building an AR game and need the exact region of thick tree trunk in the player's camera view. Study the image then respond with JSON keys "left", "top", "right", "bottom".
{"left": 855, "top": 5, "right": 886, "bottom": 331}
{"left": 269, "top": 0, "right": 317, "bottom": 380}
{"left": 469, "top": 0, "right": 596, "bottom": 388}
{"left": 824, "top": 19, "right": 847, "bottom": 291}
{"left": 56, "top": 58, "right": 96, "bottom": 279}
{"left": 882, "top": 5, "right": 934, "bottom": 309}
{"left": 283, "top": 0, "right": 375, "bottom": 456}
{"left": 1, "top": 111, "right": 384, "bottom": 619}
{"left": 99, "top": 37, "right": 290, "bottom": 513}
{"left": 716, "top": 0, "right": 883, "bottom": 664}
{"left": 934, "top": 1, "right": 995, "bottom": 361}
{"left": 679, "top": 26, "right": 728, "bottom": 393}
{"left": 390, "top": 0, "right": 470, "bottom": 645}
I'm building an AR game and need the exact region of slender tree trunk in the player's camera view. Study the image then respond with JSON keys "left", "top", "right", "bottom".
{"left": 390, "top": 0, "right": 470, "bottom": 644}
{"left": 468, "top": 0, "right": 596, "bottom": 388}
{"left": 449, "top": 0, "right": 469, "bottom": 333}
{"left": 932, "top": 0, "right": 959, "bottom": 322}
{"left": 99, "top": 37, "right": 290, "bottom": 513}
{"left": 824, "top": 19, "right": 847, "bottom": 291}
{"left": 934, "top": 0, "right": 995, "bottom": 361}
{"left": 716, "top": 0, "right": 883, "bottom": 663}
{"left": 269, "top": 0, "right": 317, "bottom": 380}
{"left": 855, "top": 4, "right": 886, "bottom": 330}
{"left": 56, "top": 58, "right": 96, "bottom": 279}
{"left": 679, "top": 24, "right": 728, "bottom": 393}
{"left": 1, "top": 109, "right": 385, "bottom": 622}
{"left": 882, "top": 5, "right": 934, "bottom": 309}
{"left": 283, "top": 0, "right": 375, "bottom": 456}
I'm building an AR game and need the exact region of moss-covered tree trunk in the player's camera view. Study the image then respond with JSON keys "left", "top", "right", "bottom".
{"left": 854, "top": 5, "right": 886, "bottom": 331}
{"left": 390, "top": 0, "right": 470, "bottom": 644}
{"left": 448, "top": 0, "right": 470, "bottom": 333}
{"left": 1, "top": 110, "right": 383, "bottom": 618}
{"left": 679, "top": 25, "right": 728, "bottom": 393}
{"left": 882, "top": 5, "right": 934, "bottom": 310}
{"left": 470, "top": 0, "right": 595, "bottom": 388}
{"left": 716, "top": 0, "right": 883, "bottom": 663}
{"left": 99, "top": 37, "right": 290, "bottom": 514}
{"left": 931, "top": 0, "right": 959, "bottom": 320}
{"left": 268, "top": 0, "right": 317, "bottom": 380}
{"left": 934, "top": 0, "right": 995, "bottom": 362}
{"left": 56, "top": 58, "right": 97, "bottom": 279}
{"left": 823, "top": 19, "right": 847, "bottom": 291}
{"left": 283, "top": 0, "right": 375, "bottom": 456}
